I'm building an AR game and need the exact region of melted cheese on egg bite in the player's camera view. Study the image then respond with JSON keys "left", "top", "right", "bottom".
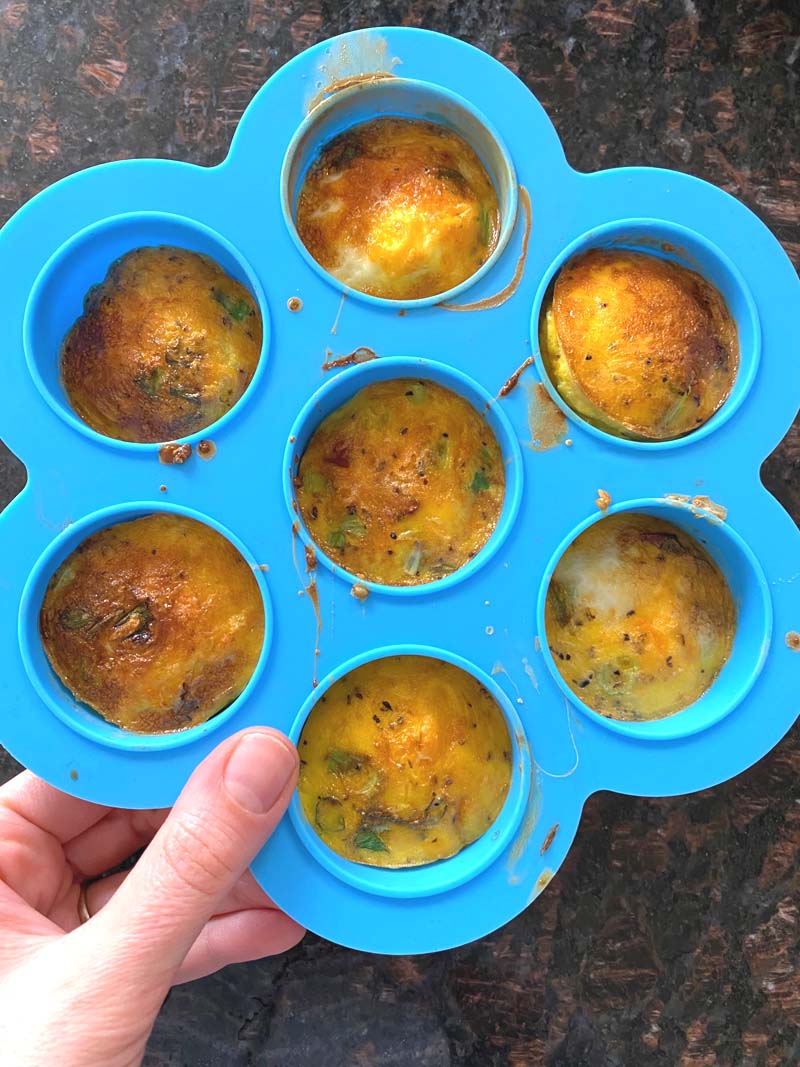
{"left": 295, "top": 117, "right": 500, "bottom": 300}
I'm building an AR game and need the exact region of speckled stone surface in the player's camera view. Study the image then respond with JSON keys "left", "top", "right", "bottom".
{"left": 1, "top": 3, "right": 799, "bottom": 1064}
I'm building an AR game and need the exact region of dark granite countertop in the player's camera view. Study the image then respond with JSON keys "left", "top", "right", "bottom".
{"left": 1, "top": 3, "right": 799, "bottom": 1064}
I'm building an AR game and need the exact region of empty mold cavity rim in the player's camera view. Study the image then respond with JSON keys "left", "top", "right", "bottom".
{"left": 287, "top": 644, "right": 532, "bottom": 898}
{"left": 536, "top": 497, "right": 772, "bottom": 742}
{"left": 283, "top": 355, "right": 525, "bottom": 597}
{"left": 280, "top": 77, "right": 518, "bottom": 309}
{"left": 23, "top": 211, "right": 270, "bottom": 451}
{"left": 18, "top": 500, "right": 273, "bottom": 752}
{"left": 530, "top": 218, "right": 761, "bottom": 451}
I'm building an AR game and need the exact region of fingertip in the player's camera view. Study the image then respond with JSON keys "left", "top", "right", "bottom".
{"left": 222, "top": 729, "right": 298, "bottom": 815}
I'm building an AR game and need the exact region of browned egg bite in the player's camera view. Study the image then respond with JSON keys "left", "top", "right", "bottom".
{"left": 61, "top": 246, "right": 262, "bottom": 443}
{"left": 294, "top": 378, "right": 505, "bottom": 586}
{"left": 545, "top": 513, "right": 736, "bottom": 721}
{"left": 39, "top": 513, "right": 264, "bottom": 733}
{"left": 538, "top": 248, "right": 739, "bottom": 440}
{"left": 297, "top": 655, "right": 512, "bottom": 867}
{"left": 295, "top": 116, "right": 500, "bottom": 300}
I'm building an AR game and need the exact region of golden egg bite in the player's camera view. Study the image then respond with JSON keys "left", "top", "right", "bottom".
{"left": 539, "top": 248, "right": 739, "bottom": 440}
{"left": 295, "top": 116, "right": 500, "bottom": 300}
{"left": 545, "top": 513, "right": 736, "bottom": 721}
{"left": 298, "top": 655, "right": 512, "bottom": 867}
{"left": 61, "top": 246, "right": 262, "bottom": 443}
{"left": 40, "top": 513, "right": 264, "bottom": 733}
{"left": 295, "top": 378, "right": 505, "bottom": 586}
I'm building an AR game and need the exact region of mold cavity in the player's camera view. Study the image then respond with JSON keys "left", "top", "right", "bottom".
{"left": 532, "top": 220, "right": 759, "bottom": 449}
{"left": 294, "top": 376, "right": 505, "bottom": 587}
{"left": 24, "top": 212, "right": 269, "bottom": 450}
{"left": 31, "top": 508, "right": 267, "bottom": 740}
{"left": 539, "top": 500, "right": 772, "bottom": 739}
{"left": 296, "top": 654, "right": 512, "bottom": 868}
{"left": 544, "top": 512, "right": 736, "bottom": 722}
{"left": 282, "top": 79, "right": 518, "bottom": 307}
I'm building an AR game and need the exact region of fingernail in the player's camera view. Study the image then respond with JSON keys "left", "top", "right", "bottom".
{"left": 223, "top": 731, "right": 297, "bottom": 814}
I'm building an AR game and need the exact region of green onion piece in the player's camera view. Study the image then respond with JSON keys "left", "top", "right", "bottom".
{"left": 354, "top": 829, "right": 389, "bottom": 852}
{"left": 58, "top": 607, "right": 97, "bottom": 631}
{"left": 136, "top": 368, "right": 163, "bottom": 398}
{"left": 213, "top": 289, "right": 252, "bottom": 322}
{"left": 327, "top": 750, "right": 364, "bottom": 773}
{"left": 302, "top": 469, "right": 331, "bottom": 496}
{"left": 437, "top": 167, "right": 466, "bottom": 186}
{"left": 478, "top": 204, "right": 492, "bottom": 246}
{"left": 315, "top": 797, "right": 345, "bottom": 833}
{"left": 403, "top": 541, "right": 424, "bottom": 577}
{"left": 470, "top": 470, "right": 491, "bottom": 492}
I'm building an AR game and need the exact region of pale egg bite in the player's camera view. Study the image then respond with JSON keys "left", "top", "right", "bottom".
{"left": 539, "top": 248, "right": 739, "bottom": 441}
{"left": 295, "top": 116, "right": 500, "bottom": 300}
{"left": 545, "top": 513, "right": 736, "bottom": 721}
{"left": 298, "top": 655, "right": 512, "bottom": 867}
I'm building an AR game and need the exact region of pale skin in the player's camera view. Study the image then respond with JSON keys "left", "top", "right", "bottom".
{"left": 0, "top": 728, "right": 304, "bottom": 1066}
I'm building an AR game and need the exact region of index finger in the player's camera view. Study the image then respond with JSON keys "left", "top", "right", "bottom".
{"left": 0, "top": 770, "right": 111, "bottom": 843}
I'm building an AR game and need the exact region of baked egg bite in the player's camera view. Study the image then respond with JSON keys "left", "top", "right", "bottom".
{"left": 295, "top": 378, "right": 505, "bottom": 586}
{"left": 295, "top": 116, "right": 500, "bottom": 300}
{"left": 545, "top": 513, "right": 736, "bottom": 721}
{"left": 61, "top": 246, "right": 262, "bottom": 443}
{"left": 39, "top": 513, "right": 264, "bottom": 733}
{"left": 298, "top": 655, "right": 512, "bottom": 867}
{"left": 539, "top": 248, "right": 739, "bottom": 440}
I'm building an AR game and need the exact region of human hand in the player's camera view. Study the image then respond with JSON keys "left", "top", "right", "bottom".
{"left": 0, "top": 728, "right": 303, "bottom": 1067}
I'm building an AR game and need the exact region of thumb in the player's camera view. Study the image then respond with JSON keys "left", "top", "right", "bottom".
{"left": 86, "top": 727, "right": 298, "bottom": 988}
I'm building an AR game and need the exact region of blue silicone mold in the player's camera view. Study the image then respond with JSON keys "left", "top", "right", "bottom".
{"left": 1, "top": 27, "right": 798, "bottom": 955}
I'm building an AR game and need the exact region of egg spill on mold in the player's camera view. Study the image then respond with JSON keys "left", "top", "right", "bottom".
{"left": 664, "top": 492, "right": 728, "bottom": 523}
{"left": 287, "top": 296, "right": 303, "bottom": 312}
{"left": 534, "top": 698, "right": 581, "bottom": 781}
{"left": 351, "top": 583, "right": 369, "bottom": 601}
{"left": 309, "top": 32, "right": 403, "bottom": 111}
{"left": 322, "top": 346, "right": 378, "bottom": 371}
{"left": 291, "top": 521, "right": 323, "bottom": 688}
{"left": 521, "top": 656, "right": 539, "bottom": 692}
{"left": 596, "top": 488, "right": 611, "bottom": 512}
{"left": 439, "top": 186, "right": 532, "bottom": 312}
{"left": 540, "top": 824, "right": 559, "bottom": 855}
{"left": 529, "top": 867, "right": 555, "bottom": 904}
{"left": 491, "top": 661, "right": 523, "bottom": 704}
{"left": 498, "top": 355, "right": 535, "bottom": 398}
{"left": 330, "top": 291, "right": 346, "bottom": 335}
{"left": 506, "top": 765, "right": 542, "bottom": 885}
{"left": 158, "top": 442, "right": 192, "bottom": 465}
{"left": 786, "top": 631, "right": 800, "bottom": 652}
{"left": 526, "top": 381, "right": 567, "bottom": 451}
{"left": 306, "top": 33, "right": 401, "bottom": 112}
{"left": 196, "top": 439, "right": 216, "bottom": 461}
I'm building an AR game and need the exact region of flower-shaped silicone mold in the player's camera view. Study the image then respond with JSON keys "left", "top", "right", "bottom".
{"left": 0, "top": 27, "right": 798, "bottom": 955}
